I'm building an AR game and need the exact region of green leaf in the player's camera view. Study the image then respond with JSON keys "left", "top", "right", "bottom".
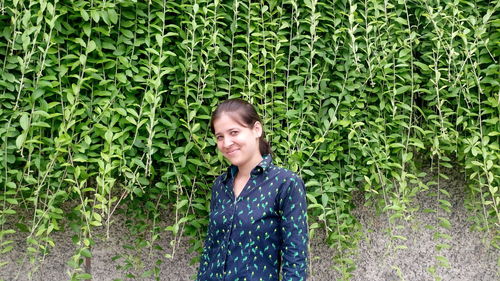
{"left": 87, "top": 40, "right": 96, "bottom": 53}
{"left": 105, "top": 130, "right": 113, "bottom": 143}
{"left": 76, "top": 273, "right": 92, "bottom": 280}
{"left": 20, "top": 114, "right": 29, "bottom": 130}
{"left": 0, "top": 245, "right": 13, "bottom": 254}
{"left": 176, "top": 199, "right": 188, "bottom": 210}
{"left": 122, "top": 29, "right": 134, "bottom": 39}
{"left": 81, "top": 248, "right": 92, "bottom": 258}
{"left": 79, "top": 54, "right": 87, "bottom": 65}
{"left": 80, "top": 9, "right": 89, "bottom": 21}
{"left": 141, "top": 270, "right": 153, "bottom": 278}
{"left": 91, "top": 10, "right": 99, "bottom": 22}
{"left": 16, "top": 132, "right": 27, "bottom": 149}
{"left": 116, "top": 73, "right": 127, "bottom": 83}
{"left": 108, "top": 9, "right": 118, "bottom": 24}
{"left": 6, "top": 199, "right": 18, "bottom": 205}
{"left": 395, "top": 85, "right": 411, "bottom": 95}
{"left": 115, "top": 108, "right": 127, "bottom": 116}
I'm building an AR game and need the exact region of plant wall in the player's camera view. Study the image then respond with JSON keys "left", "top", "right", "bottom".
{"left": 0, "top": 0, "right": 498, "bottom": 280}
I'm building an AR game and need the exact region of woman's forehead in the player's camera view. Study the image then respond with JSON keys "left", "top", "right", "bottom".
{"left": 213, "top": 112, "right": 248, "bottom": 133}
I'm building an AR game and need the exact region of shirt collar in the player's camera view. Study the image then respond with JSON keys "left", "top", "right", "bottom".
{"left": 223, "top": 154, "right": 272, "bottom": 183}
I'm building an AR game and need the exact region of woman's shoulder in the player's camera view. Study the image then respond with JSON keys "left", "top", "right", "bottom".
{"left": 267, "top": 164, "right": 305, "bottom": 186}
{"left": 272, "top": 166, "right": 307, "bottom": 207}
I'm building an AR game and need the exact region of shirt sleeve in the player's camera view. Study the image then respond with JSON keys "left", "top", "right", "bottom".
{"left": 278, "top": 176, "right": 309, "bottom": 281}
{"left": 196, "top": 176, "right": 220, "bottom": 281}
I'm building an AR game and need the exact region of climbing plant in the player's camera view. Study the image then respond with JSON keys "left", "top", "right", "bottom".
{"left": 0, "top": 0, "right": 498, "bottom": 280}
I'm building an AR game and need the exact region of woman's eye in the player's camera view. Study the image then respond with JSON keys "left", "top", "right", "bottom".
{"left": 216, "top": 136, "right": 223, "bottom": 141}
{"left": 230, "top": 131, "right": 238, "bottom": 136}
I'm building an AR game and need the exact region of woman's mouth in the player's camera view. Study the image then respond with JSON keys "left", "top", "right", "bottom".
{"left": 227, "top": 149, "right": 239, "bottom": 156}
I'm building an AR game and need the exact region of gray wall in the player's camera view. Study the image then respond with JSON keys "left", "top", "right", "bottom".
{"left": 1, "top": 167, "right": 498, "bottom": 281}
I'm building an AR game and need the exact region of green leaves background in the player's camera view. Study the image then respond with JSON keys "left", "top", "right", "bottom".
{"left": 0, "top": 0, "right": 498, "bottom": 279}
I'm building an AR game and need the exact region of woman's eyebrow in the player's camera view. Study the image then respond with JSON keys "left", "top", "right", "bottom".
{"left": 214, "top": 128, "right": 238, "bottom": 136}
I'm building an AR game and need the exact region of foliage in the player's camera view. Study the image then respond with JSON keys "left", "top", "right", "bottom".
{"left": 0, "top": 0, "right": 498, "bottom": 280}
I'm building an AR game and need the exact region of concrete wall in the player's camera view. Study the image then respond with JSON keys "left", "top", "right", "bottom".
{"left": 1, "top": 167, "right": 498, "bottom": 281}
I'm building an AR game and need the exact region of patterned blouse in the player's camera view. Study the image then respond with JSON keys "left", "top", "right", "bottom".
{"left": 197, "top": 154, "right": 308, "bottom": 281}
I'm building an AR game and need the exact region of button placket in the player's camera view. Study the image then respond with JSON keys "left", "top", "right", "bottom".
{"left": 222, "top": 177, "right": 240, "bottom": 276}
{"left": 223, "top": 176, "right": 254, "bottom": 279}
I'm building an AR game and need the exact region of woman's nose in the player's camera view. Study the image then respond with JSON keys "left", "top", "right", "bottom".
{"left": 223, "top": 137, "right": 233, "bottom": 147}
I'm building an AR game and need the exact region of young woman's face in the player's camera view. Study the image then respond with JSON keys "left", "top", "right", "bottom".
{"left": 213, "top": 113, "right": 262, "bottom": 167}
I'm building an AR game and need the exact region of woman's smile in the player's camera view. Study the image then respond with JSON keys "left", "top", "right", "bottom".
{"left": 226, "top": 148, "right": 239, "bottom": 156}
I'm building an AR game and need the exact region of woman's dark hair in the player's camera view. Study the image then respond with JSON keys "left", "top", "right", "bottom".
{"left": 210, "top": 98, "right": 272, "bottom": 156}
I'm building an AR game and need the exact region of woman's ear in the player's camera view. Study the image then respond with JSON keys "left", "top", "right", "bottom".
{"left": 253, "top": 121, "right": 263, "bottom": 138}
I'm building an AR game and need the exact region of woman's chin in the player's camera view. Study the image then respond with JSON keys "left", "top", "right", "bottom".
{"left": 227, "top": 158, "right": 240, "bottom": 166}
{"left": 227, "top": 156, "right": 243, "bottom": 167}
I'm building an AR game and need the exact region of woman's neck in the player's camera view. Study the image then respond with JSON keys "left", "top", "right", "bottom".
{"left": 237, "top": 154, "right": 263, "bottom": 178}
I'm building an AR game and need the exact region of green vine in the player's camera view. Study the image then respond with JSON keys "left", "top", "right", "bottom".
{"left": 0, "top": 0, "right": 498, "bottom": 280}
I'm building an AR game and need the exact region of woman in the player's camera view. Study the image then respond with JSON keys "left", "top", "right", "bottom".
{"left": 197, "top": 99, "right": 308, "bottom": 281}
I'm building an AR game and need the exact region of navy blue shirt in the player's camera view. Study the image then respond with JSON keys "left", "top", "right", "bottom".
{"left": 197, "top": 154, "right": 308, "bottom": 281}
